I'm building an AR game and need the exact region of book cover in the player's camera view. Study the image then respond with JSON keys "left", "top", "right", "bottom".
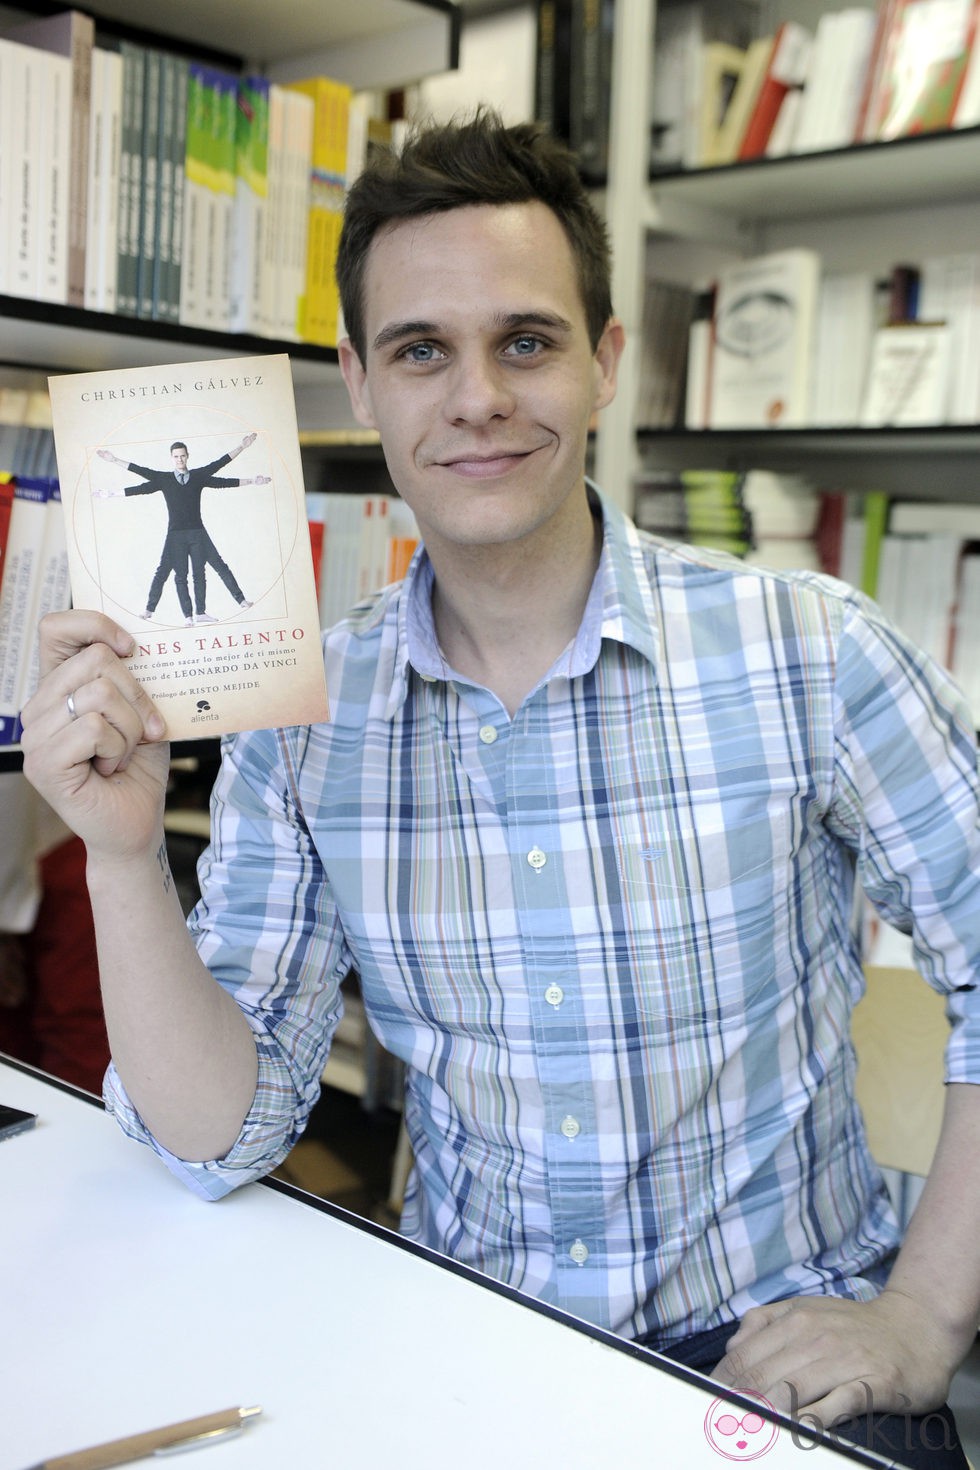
{"left": 861, "top": 321, "right": 952, "bottom": 424}
{"left": 872, "top": 0, "right": 979, "bottom": 139}
{"left": 713, "top": 33, "right": 774, "bottom": 164}
{"left": 708, "top": 248, "right": 821, "bottom": 428}
{"left": 49, "top": 354, "right": 330, "bottom": 740}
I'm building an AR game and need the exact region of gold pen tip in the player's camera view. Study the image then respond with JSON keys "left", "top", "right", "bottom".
{"left": 241, "top": 1406, "right": 263, "bottom": 1422}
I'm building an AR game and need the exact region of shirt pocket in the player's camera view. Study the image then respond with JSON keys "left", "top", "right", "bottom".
{"left": 613, "top": 796, "right": 793, "bottom": 1031}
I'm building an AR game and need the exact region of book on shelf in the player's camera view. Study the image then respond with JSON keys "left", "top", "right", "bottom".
{"left": 636, "top": 268, "right": 697, "bottom": 429}
{"left": 708, "top": 247, "right": 821, "bottom": 429}
{"left": 869, "top": 0, "right": 980, "bottom": 140}
{"left": 229, "top": 76, "right": 270, "bottom": 336}
{"left": 736, "top": 21, "right": 812, "bottom": 161}
{"left": 683, "top": 286, "right": 716, "bottom": 429}
{"left": 632, "top": 468, "right": 753, "bottom": 557}
{"left": 648, "top": 0, "right": 757, "bottom": 171}
{"left": 534, "top": 0, "right": 573, "bottom": 144}
{"left": 791, "top": 8, "right": 877, "bottom": 155}
{"left": 7, "top": 8, "right": 93, "bottom": 309}
{"left": 48, "top": 354, "right": 329, "bottom": 741}
{"left": 860, "top": 321, "right": 953, "bottom": 426}
{"left": 0, "top": 475, "right": 68, "bottom": 746}
{"left": 809, "top": 270, "right": 878, "bottom": 428}
{"left": 289, "top": 76, "right": 351, "bottom": 348}
{"left": 918, "top": 253, "right": 980, "bottom": 422}
{"left": 309, "top": 491, "right": 419, "bottom": 628}
{"left": 710, "top": 34, "right": 773, "bottom": 166}
{"left": 569, "top": 0, "right": 614, "bottom": 184}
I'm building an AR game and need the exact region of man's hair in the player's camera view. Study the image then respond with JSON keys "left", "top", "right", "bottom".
{"left": 336, "top": 108, "right": 613, "bottom": 363}
{"left": 170, "top": 441, "right": 188, "bottom": 454}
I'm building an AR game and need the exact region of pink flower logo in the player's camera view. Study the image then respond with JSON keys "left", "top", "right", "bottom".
{"left": 704, "top": 1395, "right": 780, "bottom": 1460}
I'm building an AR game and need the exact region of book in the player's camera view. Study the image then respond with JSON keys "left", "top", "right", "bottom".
{"left": 116, "top": 40, "right": 146, "bottom": 318}
{"left": 871, "top": 0, "right": 979, "bottom": 139}
{"left": 229, "top": 76, "right": 270, "bottom": 336}
{"left": 535, "top": 0, "right": 573, "bottom": 143}
{"left": 712, "top": 33, "right": 774, "bottom": 165}
{"left": 708, "top": 248, "right": 821, "bottom": 429}
{"left": 569, "top": 0, "right": 614, "bottom": 183}
{"left": 0, "top": 476, "right": 62, "bottom": 745}
{"left": 8, "top": 9, "right": 94, "bottom": 309}
{"left": 860, "top": 321, "right": 952, "bottom": 425}
{"left": 918, "top": 252, "right": 980, "bottom": 423}
{"left": 34, "top": 45, "right": 72, "bottom": 304}
{"left": 48, "top": 354, "right": 330, "bottom": 741}
{"left": 809, "top": 271, "right": 878, "bottom": 427}
{"left": 695, "top": 40, "right": 746, "bottom": 167}
{"left": 288, "top": 75, "right": 351, "bottom": 348}
{"left": 737, "top": 21, "right": 812, "bottom": 161}
{"left": 1, "top": 39, "right": 44, "bottom": 301}
{"left": 791, "top": 9, "right": 876, "bottom": 155}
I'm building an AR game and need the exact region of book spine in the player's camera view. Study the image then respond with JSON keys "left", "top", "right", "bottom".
{"left": 137, "top": 49, "right": 161, "bottom": 319}
{"left": 0, "top": 478, "right": 52, "bottom": 736}
{"left": 178, "top": 64, "right": 208, "bottom": 328}
{"left": 167, "top": 58, "right": 189, "bottom": 327}
{"left": 116, "top": 41, "right": 145, "bottom": 317}
{"left": 569, "top": 0, "right": 613, "bottom": 183}
{"left": 67, "top": 14, "right": 95, "bottom": 308}
{"left": 36, "top": 51, "right": 71, "bottom": 304}
{"left": 151, "top": 50, "right": 177, "bottom": 322}
{"left": 84, "top": 48, "right": 104, "bottom": 311}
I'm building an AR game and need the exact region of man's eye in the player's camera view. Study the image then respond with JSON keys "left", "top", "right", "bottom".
{"left": 507, "top": 335, "right": 545, "bottom": 356}
{"left": 401, "top": 341, "right": 443, "bottom": 363}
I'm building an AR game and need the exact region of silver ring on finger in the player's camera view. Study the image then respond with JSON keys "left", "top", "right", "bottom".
{"left": 66, "top": 691, "right": 79, "bottom": 721}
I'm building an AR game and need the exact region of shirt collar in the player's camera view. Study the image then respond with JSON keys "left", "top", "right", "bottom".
{"left": 383, "top": 482, "right": 661, "bottom": 720}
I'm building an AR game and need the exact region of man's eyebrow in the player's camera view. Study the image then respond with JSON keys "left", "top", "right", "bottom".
{"left": 371, "top": 310, "right": 575, "bottom": 353}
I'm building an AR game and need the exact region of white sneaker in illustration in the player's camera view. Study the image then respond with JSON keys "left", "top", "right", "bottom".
{"left": 195, "top": 613, "right": 219, "bottom": 625}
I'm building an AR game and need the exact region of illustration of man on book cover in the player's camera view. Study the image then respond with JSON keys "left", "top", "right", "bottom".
{"left": 49, "top": 355, "right": 329, "bottom": 740}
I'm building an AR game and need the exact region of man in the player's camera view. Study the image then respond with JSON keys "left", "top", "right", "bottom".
{"left": 95, "top": 434, "right": 270, "bottom": 625}
{"left": 21, "top": 114, "right": 980, "bottom": 1467}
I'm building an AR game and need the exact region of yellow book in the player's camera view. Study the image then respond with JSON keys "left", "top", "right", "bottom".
{"left": 288, "top": 76, "right": 351, "bottom": 347}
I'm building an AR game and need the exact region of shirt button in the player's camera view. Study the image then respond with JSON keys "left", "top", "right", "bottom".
{"left": 544, "top": 983, "right": 564, "bottom": 1008}
{"left": 419, "top": 672, "right": 436, "bottom": 683}
{"left": 527, "top": 847, "right": 547, "bottom": 871}
{"left": 569, "top": 1239, "right": 589, "bottom": 1266}
{"left": 560, "top": 1115, "right": 581, "bottom": 1140}
{"left": 478, "top": 724, "right": 497, "bottom": 745}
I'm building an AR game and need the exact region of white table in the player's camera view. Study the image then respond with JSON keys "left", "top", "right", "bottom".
{"left": 0, "top": 1058, "right": 881, "bottom": 1469}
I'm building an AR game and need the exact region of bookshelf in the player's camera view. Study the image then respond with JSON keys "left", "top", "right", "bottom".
{"left": 0, "top": 0, "right": 461, "bottom": 426}
{"left": 595, "top": 0, "right": 980, "bottom": 509}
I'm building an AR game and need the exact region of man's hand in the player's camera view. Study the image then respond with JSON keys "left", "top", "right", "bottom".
{"left": 97, "top": 448, "right": 124, "bottom": 465}
{"left": 20, "top": 610, "right": 170, "bottom": 864}
{"left": 712, "top": 1288, "right": 960, "bottom": 1427}
{"left": 241, "top": 432, "right": 256, "bottom": 449}
{"left": 92, "top": 487, "right": 123, "bottom": 499}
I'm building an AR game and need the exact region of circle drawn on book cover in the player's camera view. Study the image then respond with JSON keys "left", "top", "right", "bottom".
{"left": 715, "top": 291, "right": 794, "bottom": 361}
{"left": 76, "top": 403, "right": 299, "bottom": 626}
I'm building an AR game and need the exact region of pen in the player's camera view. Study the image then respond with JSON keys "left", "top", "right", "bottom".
{"left": 25, "top": 1405, "right": 263, "bottom": 1470}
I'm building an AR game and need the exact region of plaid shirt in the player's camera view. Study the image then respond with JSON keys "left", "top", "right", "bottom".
{"left": 107, "top": 489, "right": 980, "bottom": 1344}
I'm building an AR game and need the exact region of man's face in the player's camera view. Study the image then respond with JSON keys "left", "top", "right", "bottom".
{"left": 171, "top": 446, "right": 189, "bottom": 472}
{"left": 339, "top": 202, "right": 622, "bottom": 559}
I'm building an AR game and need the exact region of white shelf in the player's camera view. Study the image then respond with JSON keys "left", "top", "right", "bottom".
{"left": 650, "top": 128, "right": 980, "bottom": 233}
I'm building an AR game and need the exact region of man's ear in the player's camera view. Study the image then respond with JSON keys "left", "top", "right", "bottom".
{"left": 338, "top": 338, "right": 377, "bottom": 429}
{"left": 592, "top": 317, "right": 626, "bottom": 412}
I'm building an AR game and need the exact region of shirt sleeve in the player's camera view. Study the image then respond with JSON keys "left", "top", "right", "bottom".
{"left": 104, "top": 725, "right": 353, "bottom": 1198}
{"left": 830, "top": 594, "right": 980, "bottom": 1084}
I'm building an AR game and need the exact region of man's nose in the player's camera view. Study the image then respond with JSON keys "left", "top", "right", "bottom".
{"left": 443, "top": 353, "right": 515, "bottom": 424}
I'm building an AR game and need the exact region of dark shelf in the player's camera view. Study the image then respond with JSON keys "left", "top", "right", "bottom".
{"left": 637, "top": 426, "right": 980, "bottom": 500}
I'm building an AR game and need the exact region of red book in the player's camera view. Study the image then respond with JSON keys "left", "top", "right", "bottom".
{"left": 0, "top": 476, "right": 15, "bottom": 587}
{"left": 738, "top": 21, "right": 812, "bottom": 160}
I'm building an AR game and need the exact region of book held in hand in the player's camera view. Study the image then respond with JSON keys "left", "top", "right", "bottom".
{"left": 49, "top": 353, "right": 330, "bottom": 741}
